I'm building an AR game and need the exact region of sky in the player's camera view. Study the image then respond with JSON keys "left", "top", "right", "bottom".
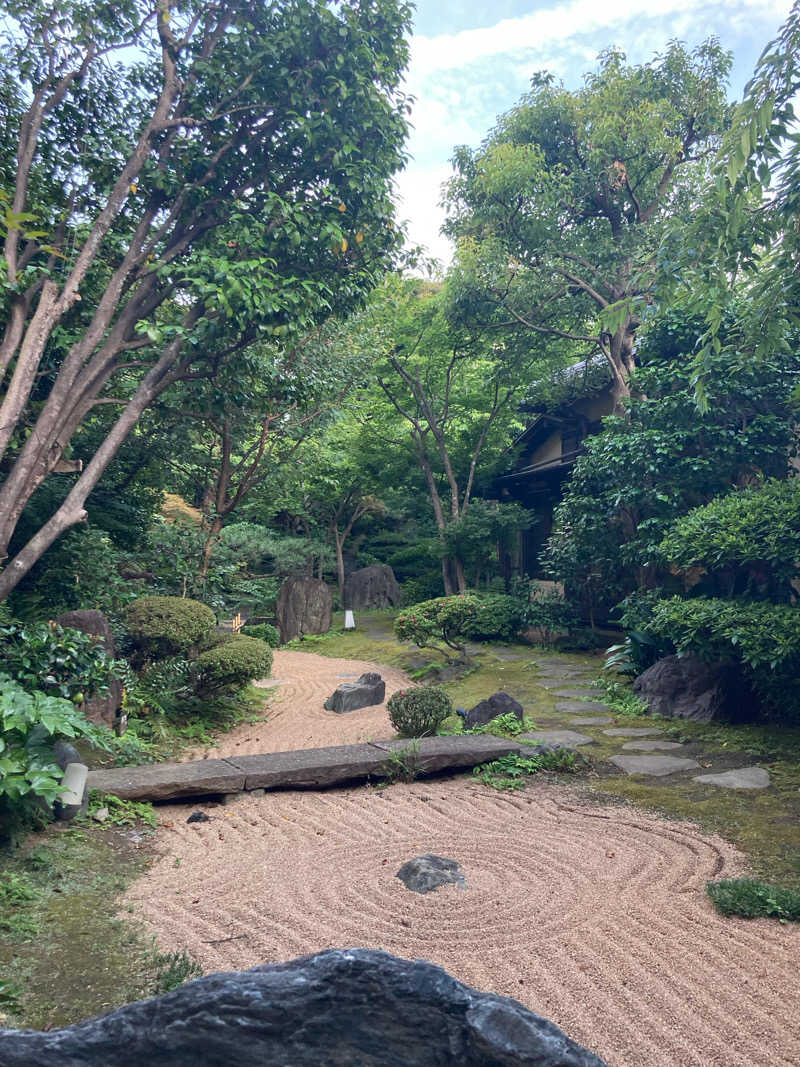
{"left": 395, "top": 0, "right": 793, "bottom": 266}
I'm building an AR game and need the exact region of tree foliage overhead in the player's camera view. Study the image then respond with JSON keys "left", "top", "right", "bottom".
{"left": 0, "top": 0, "right": 412, "bottom": 599}
{"left": 444, "top": 41, "right": 731, "bottom": 408}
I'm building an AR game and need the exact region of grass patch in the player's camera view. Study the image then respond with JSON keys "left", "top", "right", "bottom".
{"left": 707, "top": 878, "right": 800, "bottom": 921}
{"left": 473, "top": 749, "right": 583, "bottom": 791}
{"left": 380, "top": 741, "right": 422, "bottom": 785}
{"left": 85, "top": 791, "right": 157, "bottom": 829}
{"left": 0, "top": 826, "right": 201, "bottom": 1029}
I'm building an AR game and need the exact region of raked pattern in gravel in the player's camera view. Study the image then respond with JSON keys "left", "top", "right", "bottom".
{"left": 129, "top": 651, "right": 800, "bottom": 1067}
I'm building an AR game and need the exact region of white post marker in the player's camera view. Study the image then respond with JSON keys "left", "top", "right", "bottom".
{"left": 344, "top": 610, "right": 356, "bottom": 630}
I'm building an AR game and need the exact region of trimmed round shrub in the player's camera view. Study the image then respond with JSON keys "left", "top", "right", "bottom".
{"left": 241, "top": 622, "right": 281, "bottom": 647}
{"left": 192, "top": 635, "right": 273, "bottom": 694}
{"left": 387, "top": 686, "right": 452, "bottom": 738}
{"left": 125, "top": 596, "right": 215, "bottom": 659}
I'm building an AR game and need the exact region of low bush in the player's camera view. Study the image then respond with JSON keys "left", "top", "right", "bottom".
{"left": 0, "top": 674, "right": 109, "bottom": 807}
{"left": 523, "top": 592, "right": 579, "bottom": 647}
{"left": 125, "top": 596, "right": 215, "bottom": 659}
{"left": 240, "top": 622, "right": 281, "bottom": 647}
{"left": 473, "top": 748, "right": 582, "bottom": 790}
{"left": 192, "top": 635, "right": 273, "bottom": 695}
{"left": 394, "top": 593, "right": 526, "bottom": 659}
{"left": 707, "top": 878, "right": 800, "bottom": 921}
{"left": 0, "top": 622, "right": 111, "bottom": 703}
{"left": 387, "top": 686, "right": 452, "bottom": 738}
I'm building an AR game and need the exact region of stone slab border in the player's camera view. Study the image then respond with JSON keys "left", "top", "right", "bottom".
{"left": 87, "top": 736, "right": 524, "bottom": 802}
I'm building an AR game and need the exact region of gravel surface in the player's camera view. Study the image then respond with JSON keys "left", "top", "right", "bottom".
{"left": 129, "top": 651, "right": 800, "bottom": 1067}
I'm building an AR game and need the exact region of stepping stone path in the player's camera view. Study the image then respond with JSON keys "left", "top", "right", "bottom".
{"left": 693, "top": 767, "right": 771, "bottom": 789}
{"left": 609, "top": 754, "right": 701, "bottom": 777}
{"left": 622, "top": 740, "right": 685, "bottom": 752}
{"left": 603, "top": 727, "right": 663, "bottom": 737}
{"left": 553, "top": 688, "right": 600, "bottom": 700}
{"left": 556, "top": 700, "right": 610, "bottom": 713}
{"left": 570, "top": 715, "right": 613, "bottom": 725}
{"left": 519, "top": 729, "right": 593, "bottom": 747}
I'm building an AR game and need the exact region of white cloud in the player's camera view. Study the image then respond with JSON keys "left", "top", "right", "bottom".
{"left": 393, "top": 164, "right": 454, "bottom": 269}
{"left": 409, "top": 0, "right": 789, "bottom": 78}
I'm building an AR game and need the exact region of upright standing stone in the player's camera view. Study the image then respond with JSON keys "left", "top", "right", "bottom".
{"left": 55, "top": 609, "right": 122, "bottom": 730}
{"left": 343, "top": 564, "right": 402, "bottom": 610}
{"left": 633, "top": 653, "right": 755, "bottom": 722}
{"left": 276, "top": 578, "right": 333, "bottom": 644}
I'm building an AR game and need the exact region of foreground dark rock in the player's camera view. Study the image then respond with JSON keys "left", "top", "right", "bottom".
{"left": 633, "top": 654, "right": 754, "bottom": 722}
{"left": 275, "top": 577, "right": 333, "bottom": 644}
{"left": 0, "top": 948, "right": 606, "bottom": 1066}
{"left": 324, "top": 671, "right": 386, "bottom": 712}
{"left": 55, "top": 609, "right": 122, "bottom": 729}
{"left": 397, "top": 854, "right": 467, "bottom": 894}
{"left": 343, "top": 563, "right": 402, "bottom": 610}
{"left": 462, "top": 691, "right": 524, "bottom": 730}
{"left": 86, "top": 735, "right": 525, "bottom": 801}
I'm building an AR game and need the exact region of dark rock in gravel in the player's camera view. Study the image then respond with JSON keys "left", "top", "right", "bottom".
{"left": 463, "top": 691, "right": 524, "bottom": 730}
{"left": 0, "top": 949, "right": 607, "bottom": 1066}
{"left": 396, "top": 854, "right": 466, "bottom": 894}
{"left": 324, "top": 672, "right": 385, "bottom": 713}
{"left": 343, "top": 564, "right": 402, "bottom": 610}
{"left": 275, "top": 577, "right": 332, "bottom": 644}
{"left": 186, "top": 811, "right": 210, "bottom": 824}
{"left": 633, "top": 653, "right": 756, "bottom": 723}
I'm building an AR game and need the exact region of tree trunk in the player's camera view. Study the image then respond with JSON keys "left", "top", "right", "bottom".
{"left": 199, "top": 515, "right": 223, "bottom": 580}
{"left": 334, "top": 526, "right": 346, "bottom": 602}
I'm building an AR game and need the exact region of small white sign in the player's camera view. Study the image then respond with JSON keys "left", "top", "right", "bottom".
{"left": 344, "top": 610, "right": 356, "bottom": 630}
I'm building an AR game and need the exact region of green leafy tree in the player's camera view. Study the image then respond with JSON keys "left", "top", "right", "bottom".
{"left": 0, "top": 0, "right": 411, "bottom": 600}
{"left": 444, "top": 42, "right": 731, "bottom": 411}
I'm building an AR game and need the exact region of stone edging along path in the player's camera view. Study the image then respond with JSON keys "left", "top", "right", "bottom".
{"left": 87, "top": 735, "right": 525, "bottom": 802}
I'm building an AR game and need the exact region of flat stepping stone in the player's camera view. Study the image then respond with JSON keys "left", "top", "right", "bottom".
{"left": 553, "top": 689, "right": 599, "bottom": 700}
{"left": 603, "top": 727, "right": 663, "bottom": 737}
{"left": 87, "top": 736, "right": 525, "bottom": 802}
{"left": 693, "top": 767, "right": 770, "bottom": 790}
{"left": 519, "top": 729, "right": 593, "bottom": 747}
{"left": 569, "top": 715, "right": 613, "bottom": 725}
{"left": 556, "top": 700, "right": 610, "bottom": 713}
{"left": 622, "top": 740, "right": 685, "bottom": 752}
{"left": 609, "top": 754, "right": 700, "bottom": 777}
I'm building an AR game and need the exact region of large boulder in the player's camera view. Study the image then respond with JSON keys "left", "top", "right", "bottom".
{"left": 0, "top": 948, "right": 607, "bottom": 1066}
{"left": 633, "top": 654, "right": 755, "bottom": 723}
{"left": 55, "top": 609, "right": 122, "bottom": 730}
{"left": 275, "top": 577, "right": 333, "bottom": 644}
{"left": 344, "top": 564, "right": 401, "bottom": 610}
{"left": 324, "top": 672, "right": 385, "bottom": 713}
{"left": 461, "top": 691, "right": 524, "bottom": 731}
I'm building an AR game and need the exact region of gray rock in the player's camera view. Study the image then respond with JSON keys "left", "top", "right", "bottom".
{"left": 569, "top": 716, "right": 612, "bottom": 725}
{"left": 463, "top": 691, "right": 524, "bottom": 730}
{"left": 55, "top": 608, "right": 122, "bottom": 730}
{"left": 87, "top": 737, "right": 525, "bottom": 802}
{"left": 91, "top": 805, "right": 109, "bottom": 823}
{"left": 556, "top": 700, "right": 610, "bottom": 714}
{"left": 609, "top": 755, "right": 700, "bottom": 777}
{"left": 52, "top": 740, "right": 82, "bottom": 770}
{"left": 693, "top": 766, "right": 770, "bottom": 789}
{"left": 621, "top": 740, "right": 685, "bottom": 752}
{"left": 633, "top": 653, "right": 755, "bottom": 723}
{"left": 324, "top": 672, "right": 386, "bottom": 713}
{"left": 275, "top": 577, "right": 333, "bottom": 644}
{"left": 519, "top": 730, "right": 593, "bottom": 747}
{"left": 0, "top": 948, "right": 607, "bottom": 1066}
{"left": 343, "top": 564, "right": 401, "bottom": 610}
{"left": 603, "top": 728, "right": 663, "bottom": 737}
{"left": 553, "top": 689, "right": 599, "bottom": 701}
{"left": 396, "top": 854, "right": 466, "bottom": 894}
{"left": 186, "top": 811, "right": 210, "bottom": 824}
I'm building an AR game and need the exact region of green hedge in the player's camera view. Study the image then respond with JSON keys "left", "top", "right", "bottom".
{"left": 125, "top": 596, "right": 215, "bottom": 659}
{"left": 240, "top": 622, "right": 281, "bottom": 647}
{"left": 192, "top": 635, "right": 273, "bottom": 694}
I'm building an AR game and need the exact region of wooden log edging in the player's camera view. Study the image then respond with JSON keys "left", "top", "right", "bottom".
{"left": 86, "top": 736, "right": 524, "bottom": 802}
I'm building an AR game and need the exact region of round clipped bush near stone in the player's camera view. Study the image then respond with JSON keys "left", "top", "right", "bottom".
{"left": 387, "top": 686, "right": 452, "bottom": 738}
{"left": 192, "top": 635, "right": 273, "bottom": 695}
{"left": 125, "top": 596, "right": 215, "bottom": 659}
